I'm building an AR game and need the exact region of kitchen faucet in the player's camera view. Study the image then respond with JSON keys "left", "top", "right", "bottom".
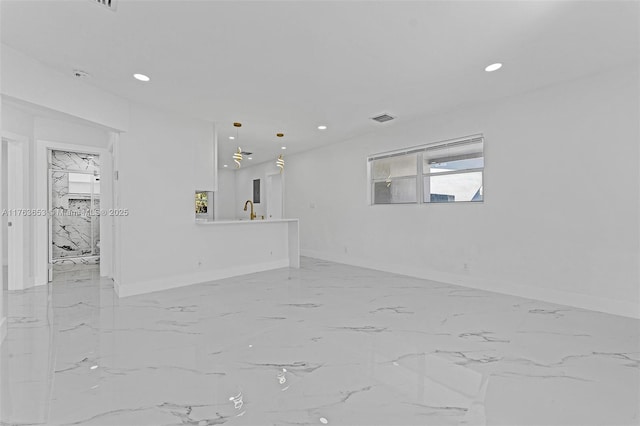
{"left": 243, "top": 200, "right": 256, "bottom": 220}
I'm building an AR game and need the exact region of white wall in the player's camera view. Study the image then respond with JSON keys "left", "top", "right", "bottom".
{"left": 234, "top": 160, "right": 282, "bottom": 220}
{"left": 194, "top": 123, "right": 217, "bottom": 192}
{"left": 34, "top": 117, "right": 111, "bottom": 148}
{"left": 286, "top": 64, "right": 640, "bottom": 319}
{"left": 1, "top": 44, "right": 129, "bottom": 132}
{"left": 2, "top": 100, "right": 34, "bottom": 138}
{"left": 215, "top": 169, "right": 237, "bottom": 220}
{"left": 117, "top": 102, "right": 206, "bottom": 285}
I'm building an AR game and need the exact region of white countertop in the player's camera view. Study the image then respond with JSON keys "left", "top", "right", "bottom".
{"left": 196, "top": 218, "right": 298, "bottom": 225}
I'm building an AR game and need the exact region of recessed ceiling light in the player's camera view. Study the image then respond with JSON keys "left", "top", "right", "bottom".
{"left": 248, "top": 157, "right": 253, "bottom": 160}
{"left": 229, "top": 136, "right": 235, "bottom": 140}
{"left": 281, "top": 146, "right": 287, "bottom": 150}
{"left": 133, "top": 73, "right": 150, "bottom": 82}
{"left": 223, "top": 164, "right": 228, "bottom": 168}
{"left": 317, "top": 125, "right": 327, "bottom": 130}
{"left": 485, "top": 63, "right": 502, "bottom": 72}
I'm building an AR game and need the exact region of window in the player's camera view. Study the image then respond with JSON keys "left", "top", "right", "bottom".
{"left": 370, "top": 153, "right": 418, "bottom": 204}
{"left": 423, "top": 138, "right": 484, "bottom": 203}
{"left": 368, "top": 135, "right": 484, "bottom": 205}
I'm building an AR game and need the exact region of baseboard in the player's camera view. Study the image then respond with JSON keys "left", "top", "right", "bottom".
{"left": 0, "top": 316, "right": 7, "bottom": 346}
{"left": 33, "top": 274, "right": 47, "bottom": 287}
{"left": 114, "top": 259, "right": 290, "bottom": 298}
{"left": 301, "top": 249, "right": 640, "bottom": 320}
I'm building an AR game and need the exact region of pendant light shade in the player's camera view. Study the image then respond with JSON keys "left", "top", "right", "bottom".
{"left": 233, "top": 147, "right": 243, "bottom": 168}
{"left": 276, "top": 154, "right": 284, "bottom": 172}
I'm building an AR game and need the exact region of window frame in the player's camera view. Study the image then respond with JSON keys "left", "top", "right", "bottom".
{"left": 371, "top": 175, "right": 418, "bottom": 205}
{"left": 367, "top": 134, "right": 484, "bottom": 205}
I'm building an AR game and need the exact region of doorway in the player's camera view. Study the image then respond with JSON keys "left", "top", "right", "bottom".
{"left": 48, "top": 150, "right": 101, "bottom": 282}
{"left": 266, "top": 172, "right": 283, "bottom": 220}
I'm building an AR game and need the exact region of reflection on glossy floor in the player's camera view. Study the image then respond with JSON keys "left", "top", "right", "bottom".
{"left": 52, "top": 263, "right": 101, "bottom": 283}
{"left": 1, "top": 258, "right": 639, "bottom": 425}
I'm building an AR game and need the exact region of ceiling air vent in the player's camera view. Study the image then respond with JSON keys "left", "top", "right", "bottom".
{"left": 73, "top": 69, "right": 90, "bottom": 79}
{"left": 91, "top": 0, "right": 117, "bottom": 11}
{"left": 371, "top": 113, "right": 395, "bottom": 123}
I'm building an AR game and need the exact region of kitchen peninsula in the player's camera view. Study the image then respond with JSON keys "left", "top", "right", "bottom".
{"left": 114, "top": 218, "right": 299, "bottom": 297}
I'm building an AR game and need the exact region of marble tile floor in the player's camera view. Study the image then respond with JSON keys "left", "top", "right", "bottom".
{"left": 0, "top": 258, "right": 638, "bottom": 426}
{"left": 52, "top": 264, "right": 101, "bottom": 283}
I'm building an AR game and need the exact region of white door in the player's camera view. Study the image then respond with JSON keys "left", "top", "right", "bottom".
{"left": 3, "top": 138, "right": 26, "bottom": 290}
{"left": 266, "top": 173, "right": 283, "bottom": 220}
{"left": 1, "top": 139, "right": 5, "bottom": 290}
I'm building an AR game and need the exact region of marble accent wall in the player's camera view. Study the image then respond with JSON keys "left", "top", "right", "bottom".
{"left": 51, "top": 150, "right": 99, "bottom": 173}
{"left": 50, "top": 151, "right": 100, "bottom": 261}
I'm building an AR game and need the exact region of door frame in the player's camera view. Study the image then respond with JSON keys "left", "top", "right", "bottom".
{"left": 35, "top": 140, "right": 112, "bottom": 285}
{"left": 265, "top": 171, "right": 285, "bottom": 220}
{"left": 2, "top": 131, "right": 29, "bottom": 291}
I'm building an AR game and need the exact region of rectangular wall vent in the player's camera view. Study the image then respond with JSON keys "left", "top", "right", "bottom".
{"left": 371, "top": 113, "right": 395, "bottom": 123}
{"left": 92, "top": 0, "right": 117, "bottom": 11}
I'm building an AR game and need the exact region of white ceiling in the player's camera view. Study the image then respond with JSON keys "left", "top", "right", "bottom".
{"left": 1, "top": 0, "right": 638, "bottom": 166}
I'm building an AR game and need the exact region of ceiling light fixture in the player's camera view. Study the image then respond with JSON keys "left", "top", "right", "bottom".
{"left": 484, "top": 63, "right": 502, "bottom": 72}
{"left": 223, "top": 164, "right": 228, "bottom": 168}
{"left": 229, "top": 136, "right": 235, "bottom": 140}
{"left": 248, "top": 157, "right": 252, "bottom": 160}
{"left": 317, "top": 125, "right": 327, "bottom": 130}
{"left": 133, "top": 73, "right": 150, "bottom": 82}
{"left": 233, "top": 147, "right": 243, "bottom": 168}
{"left": 281, "top": 146, "right": 287, "bottom": 150}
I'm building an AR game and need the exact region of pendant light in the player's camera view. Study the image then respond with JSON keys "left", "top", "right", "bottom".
{"left": 233, "top": 147, "right": 243, "bottom": 168}
{"left": 276, "top": 132, "right": 285, "bottom": 172}
{"left": 276, "top": 154, "right": 284, "bottom": 172}
{"left": 232, "top": 122, "right": 243, "bottom": 168}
